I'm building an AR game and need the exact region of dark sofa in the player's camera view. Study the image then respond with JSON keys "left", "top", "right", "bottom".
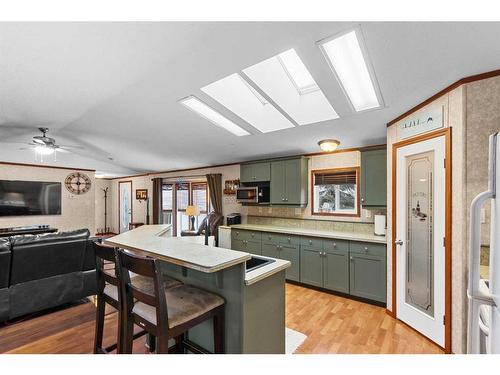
{"left": 0, "top": 229, "right": 97, "bottom": 323}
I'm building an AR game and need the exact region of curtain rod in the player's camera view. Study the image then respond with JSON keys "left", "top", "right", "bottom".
{"left": 151, "top": 174, "right": 207, "bottom": 181}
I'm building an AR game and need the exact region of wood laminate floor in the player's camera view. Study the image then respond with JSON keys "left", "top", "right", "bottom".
{"left": 0, "top": 283, "right": 443, "bottom": 354}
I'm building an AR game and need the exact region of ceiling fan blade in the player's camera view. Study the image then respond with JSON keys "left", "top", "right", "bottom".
{"left": 59, "top": 144, "right": 85, "bottom": 150}
{"left": 0, "top": 141, "right": 31, "bottom": 145}
{"left": 55, "top": 148, "right": 70, "bottom": 153}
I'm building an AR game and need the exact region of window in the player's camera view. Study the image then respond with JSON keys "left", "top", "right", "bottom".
{"left": 312, "top": 168, "right": 359, "bottom": 216}
{"left": 162, "top": 184, "right": 173, "bottom": 211}
{"left": 191, "top": 182, "right": 208, "bottom": 214}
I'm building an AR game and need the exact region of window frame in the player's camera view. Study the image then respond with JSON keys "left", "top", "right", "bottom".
{"left": 310, "top": 167, "right": 361, "bottom": 217}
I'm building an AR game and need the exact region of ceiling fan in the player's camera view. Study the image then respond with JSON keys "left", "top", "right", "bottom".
{"left": 4, "top": 127, "right": 84, "bottom": 161}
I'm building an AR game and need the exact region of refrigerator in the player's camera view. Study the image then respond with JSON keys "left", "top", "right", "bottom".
{"left": 467, "top": 132, "right": 500, "bottom": 354}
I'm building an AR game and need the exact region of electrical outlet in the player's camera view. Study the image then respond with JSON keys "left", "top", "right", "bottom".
{"left": 258, "top": 207, "right": 262, "bottom": 213}
{"left": 365, "top": 210, "right": 372, "bottom": 219}
{"left": 295, "top": 208, "right": 301, "bottom": 215}
{"left": 268, "top": 207, "right": 272, "bottom": 214}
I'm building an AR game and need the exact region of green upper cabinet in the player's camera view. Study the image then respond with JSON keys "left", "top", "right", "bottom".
{"left": 240, "top": 162, "right": 271, "bottom": 183}
{"left": 270, "top": 157, "right": 308, "bottom": 206}
{"left": 360, "top": 149, "right": 387, "bottom": 207}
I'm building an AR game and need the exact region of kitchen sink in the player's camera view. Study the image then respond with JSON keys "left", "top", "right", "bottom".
{"left": 245, "top": 256, "right": 275, "bottom": 272}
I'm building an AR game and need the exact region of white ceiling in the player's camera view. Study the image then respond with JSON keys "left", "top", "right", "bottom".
{"left": 1, "top": 22, "right": 500, "bottom": 177}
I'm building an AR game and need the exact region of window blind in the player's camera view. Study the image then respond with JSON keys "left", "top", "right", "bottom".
{"left": 314, "top": 170, "right": 357, "bottom": 185}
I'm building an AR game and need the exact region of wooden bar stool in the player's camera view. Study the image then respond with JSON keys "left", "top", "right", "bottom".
{"left": 93, "top": 242, "right": 182, "bottom": 354}
{"left": 117, "top": 250, "right": 226, "bottom": 354}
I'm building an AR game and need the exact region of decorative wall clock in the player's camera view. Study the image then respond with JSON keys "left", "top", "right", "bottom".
{"left": 65, "top": 172, "right": 92, "bottom": 195}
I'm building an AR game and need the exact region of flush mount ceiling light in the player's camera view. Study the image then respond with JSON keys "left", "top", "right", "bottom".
{"left": 318, "top": 28, "right": 383, "bottom": 112}
{"left": 179, "top": 95, "right": 250, "bottom": 136}
{"left": 318, "top": 139, "right": 340, "bottom": 152}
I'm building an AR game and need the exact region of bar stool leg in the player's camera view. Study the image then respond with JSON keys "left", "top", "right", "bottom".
{"left": 157, "top": 334, "right": 170, "bottom": 354}
{"left": 122, "top": 314, "right": 135, "bottom": 354}
{"left": 175, "top": 334, "right": 185, "bottom": 353}
{"left": 213, "top": 307, "right": 225, "bottom": 354}
{"left": 93, "top": 295, "right": 106, "bottom": 354}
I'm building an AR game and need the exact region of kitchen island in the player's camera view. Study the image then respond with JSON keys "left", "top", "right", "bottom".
{"left": 105, "top": 225, "right": 290, "bottom": 353}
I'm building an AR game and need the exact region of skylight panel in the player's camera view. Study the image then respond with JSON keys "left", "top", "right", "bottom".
{"left": 243, "top": 49, "right": 338, "bottom": 126}
{"left": 319, "top": 29, "right": 382, "bottom": 112}
{"left": 179, "top": 96, "right": 250, "bottom": 136}
{"left": 277, "top": 49, "right": 319, "bottom": 95}
{"left": 201, "top": 73, "right": 294, "bottom": 133}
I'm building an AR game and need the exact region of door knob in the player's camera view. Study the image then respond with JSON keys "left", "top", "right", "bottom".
{"left": 395, "top": 239, "right": 404, "bottom": 246}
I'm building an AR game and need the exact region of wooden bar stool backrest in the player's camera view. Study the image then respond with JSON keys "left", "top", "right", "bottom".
{"left": 94, "top": 242, "right": 120, "bottom": 306}
{"left": 116, "top": 250, "right": 170, "bottom": 339}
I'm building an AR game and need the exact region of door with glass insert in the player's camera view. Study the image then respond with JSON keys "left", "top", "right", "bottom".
{"left": 395, "top": 136, "right": 445, "bottom": 347}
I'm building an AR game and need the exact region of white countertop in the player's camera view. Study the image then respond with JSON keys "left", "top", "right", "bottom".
{"left": 226, "top": 224, "right": 387, "bottom": 244}
{"left": 105, "top": 225, "right": 251, "bottom": 273}
{"left": 105, "top": 225, "right": 290, "bottom": 283}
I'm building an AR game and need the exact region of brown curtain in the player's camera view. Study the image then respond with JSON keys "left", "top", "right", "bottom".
{"left": 206, "top": 173, "right": 222, "bottom": 214}
{"left": 152, "top": 178, "right": 163, "bottom": 224}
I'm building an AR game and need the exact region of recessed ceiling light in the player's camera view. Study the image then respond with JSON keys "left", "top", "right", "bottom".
{"left": 179, "top": 96, "right": 250, "bottom": 136}
{"left": 319, "top": 28, "right": 382, "bottom": 112}
{"left": 318, "top": 139, "right": 340, "bottom": 152}
{"left": 277, "top": 49, "right": 320, "bottom": 95}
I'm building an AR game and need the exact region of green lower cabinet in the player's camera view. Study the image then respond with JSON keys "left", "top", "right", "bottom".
{"left": 323, "top": 251, "right": 349, "bottom": 293}
{"left": 299, "top": 247, "right": 323, "bottom": 287}
{"left": 278, "top": 244, "right": 300, "bottom": 282}
{"left": 232, "top": 238, "right": 245, "bottom": 252}
{"left": 245, "top": 240, "right": 262, "bottom": 255}
{"left": 231, "top": 238, "right": 261, "bottom": 255}
{"left": 262, "top": 242, "right": 279, "bottom": 258}
{"left": 349, "top": 253, "right": 386, "bottom": 303}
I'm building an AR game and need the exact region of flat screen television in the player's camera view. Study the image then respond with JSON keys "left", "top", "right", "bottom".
{"left": 0, "top": 180, "right": 62, "bottom": 216}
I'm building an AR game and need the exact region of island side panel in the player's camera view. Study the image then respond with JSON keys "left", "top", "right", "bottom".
{"left": 242, "top": 270, "right": 286, "bottom": 354}
{"left": 157, "top": 261, "right": 245, "bottom": 353}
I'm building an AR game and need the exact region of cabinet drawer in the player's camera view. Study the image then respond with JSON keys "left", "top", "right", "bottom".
{"left": 231, "top": 229, "right": 261, "bottom": 242}
{"left": 262, "top": 232, "right": 299, "bottom": 246}
{"left": 323, "top": 239, "right": 349, "bottom": 253}
{"left": 349, "top": 242, "right": 386, "bottom": 257}
{"left": 300, "top": 236, "right": 323, "bottom": 250}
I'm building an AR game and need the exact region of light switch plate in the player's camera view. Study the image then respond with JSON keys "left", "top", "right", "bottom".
{"left": 365, "top": 210, "right": 372, "bottom": 219}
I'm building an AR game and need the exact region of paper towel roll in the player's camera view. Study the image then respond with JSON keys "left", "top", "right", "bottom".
{"left": 374, "top": 215, "right": 386, "bottom": 236}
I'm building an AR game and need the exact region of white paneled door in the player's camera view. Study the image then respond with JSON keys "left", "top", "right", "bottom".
{"left": 119, "top": 181, "right": 132, "bottom": 233}
{"left": 395, "top": 135, "right": 446, "bottom": 347}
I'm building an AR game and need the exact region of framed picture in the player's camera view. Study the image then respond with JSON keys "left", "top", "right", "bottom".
{"left": 136, "top": 189, "right": 148, "bottom": 200}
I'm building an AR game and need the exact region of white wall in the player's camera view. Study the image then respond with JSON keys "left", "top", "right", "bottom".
{"left": 0, "top": 163, "right": 96, "bottom": 234}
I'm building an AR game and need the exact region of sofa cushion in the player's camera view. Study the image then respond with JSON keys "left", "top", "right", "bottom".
{"left": 9, "top": 272, "right": 83, "bottom": 319}
{"left": 0, "top": 288, "right": 9, "bottom": 321}
{"left": 0, "top": 238, "right": 11, "bottom": 288}
{"left": 10, "top": 229, "right": 90, "bottom": 285}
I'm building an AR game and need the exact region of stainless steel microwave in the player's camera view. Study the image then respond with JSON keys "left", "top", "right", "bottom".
{"left": 236, "top": 186, "right": 270, "bottom": 204}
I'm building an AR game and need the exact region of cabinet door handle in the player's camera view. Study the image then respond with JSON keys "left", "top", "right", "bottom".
{"left": 361, "top": 198, "right": 365, "bottom": 202}
{"left": 364, "top": 246, "right": 369, "bottom": 253}
{"left": 308, "top": 240, "right": 312, "bottom": 245}
{"left": 333, "top": 242, "right": 337, "bottom": 247}
{"left": 350, "top": 256, "right": 353, "bottom": 261}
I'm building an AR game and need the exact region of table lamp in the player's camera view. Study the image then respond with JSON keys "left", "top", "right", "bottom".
{"left": 185, "top": 205, "right": 200, "bottom": 231}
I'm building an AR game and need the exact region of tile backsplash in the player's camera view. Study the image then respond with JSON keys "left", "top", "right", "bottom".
{"left": 247, "top": 215, "right": 378, "bottom": 235}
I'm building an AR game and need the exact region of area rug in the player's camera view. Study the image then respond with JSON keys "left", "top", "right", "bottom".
{"left": 285, "top": 327, "right": 307, "bottom": 354}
